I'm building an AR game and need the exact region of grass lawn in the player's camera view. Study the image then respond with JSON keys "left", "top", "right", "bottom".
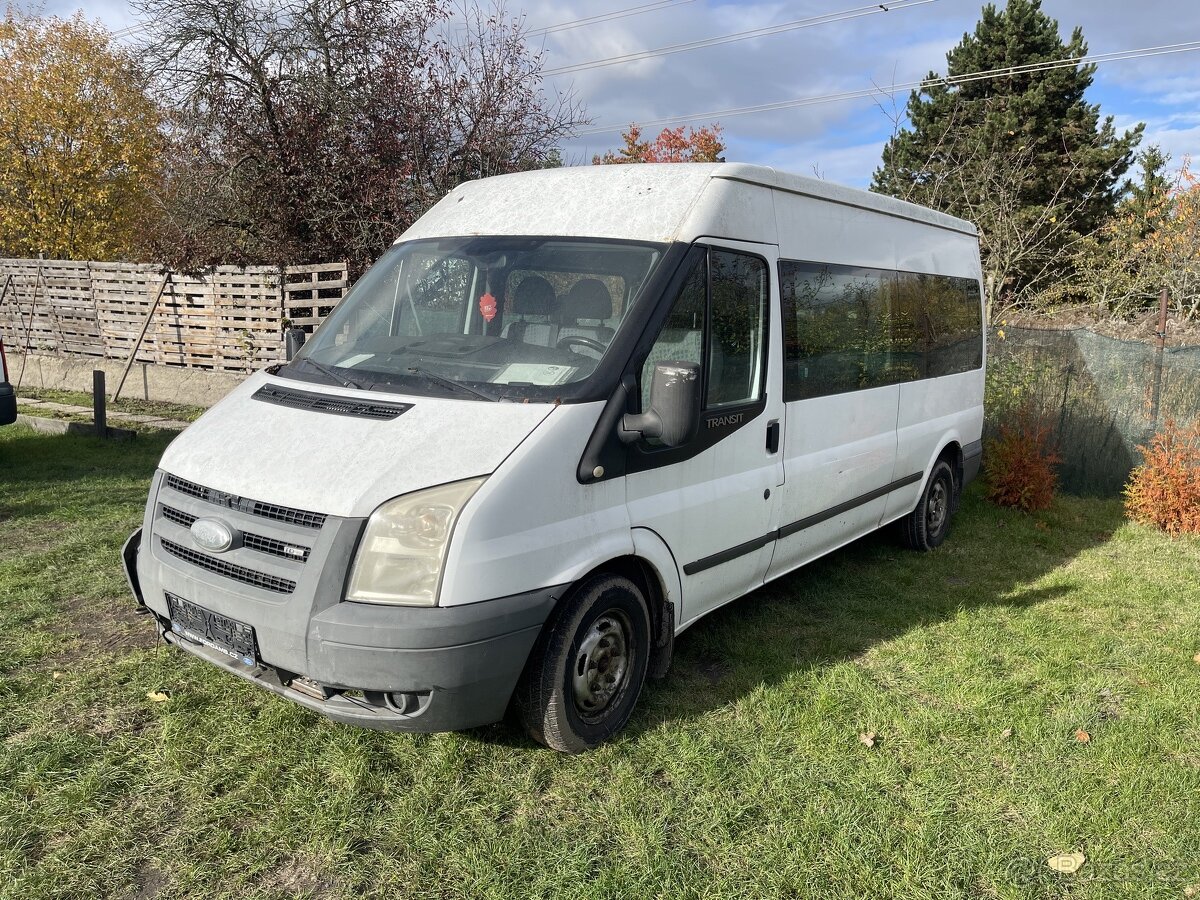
{"left": 1, "top": 423, "right": 1199, "bottom": 899}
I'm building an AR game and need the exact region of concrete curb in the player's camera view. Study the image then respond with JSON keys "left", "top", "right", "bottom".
{"left": 14, "top": 354, "right": 245, "bottom": 408}
{"left": 16, "top": 413, "right": 137, "bottom": 441}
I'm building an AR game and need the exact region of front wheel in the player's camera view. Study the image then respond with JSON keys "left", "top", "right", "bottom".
{"left": 515, "top": 574, "right": 650, "bottom": 753}
{"left": 900, "top": 459, "right": 956, "bottom": 551}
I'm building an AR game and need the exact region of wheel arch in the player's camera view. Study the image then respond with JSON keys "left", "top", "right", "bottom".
{"left": 530, "top": 541, "right": 678, "bottom": 683}
{"left": 935, "top": 439, "right": 965, "bottom": 508}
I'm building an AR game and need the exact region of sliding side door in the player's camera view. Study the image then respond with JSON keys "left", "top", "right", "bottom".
{"left": 766, "top": 262, "right": 904, "bottom": 579}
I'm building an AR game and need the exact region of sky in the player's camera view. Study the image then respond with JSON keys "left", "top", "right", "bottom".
{"left": 45, "top": 0, "right": 1200, "bottom": 189}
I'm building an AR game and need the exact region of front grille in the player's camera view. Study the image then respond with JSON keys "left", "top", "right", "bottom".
{"left": 162, "top": 505, "right": 194, "bottom": 528}
{"left": 249, "top": 501, "right": 326, "bottom": 530}
{"left": 164, "top": 474, "right": 326, "bottom": 530}
{"left": 160, "top": 505, "right": 312, "bottom": 563}
{"left": 252, "top": 384, "right": 412, "bottom": 420}
{"left": 242, "top": 532, "right": 311, "bottom": 562}
{"left": 160, "top": 538, "right": 297, "bottom": 594}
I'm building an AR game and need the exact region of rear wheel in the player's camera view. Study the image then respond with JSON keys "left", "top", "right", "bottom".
{"left": 900, "top": 459, "right": 956, "bottom": 551}
{"left": 515, "top": 573, "right": 650, "bottom": 753}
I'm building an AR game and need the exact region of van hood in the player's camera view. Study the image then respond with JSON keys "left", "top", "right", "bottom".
{"left": 159, "top": 372, "right": 556, "bottom": 518}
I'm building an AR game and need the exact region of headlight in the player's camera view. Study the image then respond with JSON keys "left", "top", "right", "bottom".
{"left": 345, "top": 478, "right": 485, "bottom": 606}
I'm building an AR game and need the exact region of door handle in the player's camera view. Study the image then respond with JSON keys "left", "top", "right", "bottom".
{"left": 766, "top": 419, "right": 780, "bottom": 454}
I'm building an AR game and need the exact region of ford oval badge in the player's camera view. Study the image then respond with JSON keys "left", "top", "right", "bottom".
{"left": 191, "top": 517, "right": 234, "bottom": 553}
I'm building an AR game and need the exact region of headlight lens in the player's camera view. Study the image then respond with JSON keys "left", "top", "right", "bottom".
{"left": 345, "top": 478, "right": 485, "bottom": 606}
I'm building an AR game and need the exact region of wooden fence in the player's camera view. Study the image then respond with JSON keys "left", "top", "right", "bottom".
{"left": 0, "top": 259, "right": 349, "bottom": 373}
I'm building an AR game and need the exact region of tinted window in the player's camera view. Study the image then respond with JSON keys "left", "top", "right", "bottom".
{"left": 891, "top": 272, "right": 983, "bottom": 378}
{"left": 708, "top": 250, "right": 768, "bottom": 407}
{"left": 779, "top": 262, "right": 890, "bottom": 401}
{"left": 641, "top": 247, "right": 768, "bottom": 416}
{"left": 781, "top": 260, "right": 982, "bottom": 401}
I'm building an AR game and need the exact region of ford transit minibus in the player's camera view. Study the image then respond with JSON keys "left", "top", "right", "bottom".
{"left": 124, "top": 163, "right": 984, "bottom": 752}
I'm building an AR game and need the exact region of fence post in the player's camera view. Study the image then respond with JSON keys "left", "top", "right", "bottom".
{"left": 1150, "top": 287, "right": 1168, "bottom": 423}
{"left": 93, "top": 370, "right": 107, "bottom": 438}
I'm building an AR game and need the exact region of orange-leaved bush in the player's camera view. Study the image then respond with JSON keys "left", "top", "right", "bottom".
{"left": 1124, "top": 418, "right": 1200, "bottom": 535}
{"left": 984, "top": 416, "right": 1060, "bottom": 511}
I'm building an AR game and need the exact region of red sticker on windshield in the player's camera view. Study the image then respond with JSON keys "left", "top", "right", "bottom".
{"left": 479, "top": 292, "right": 497, "bottom": 323}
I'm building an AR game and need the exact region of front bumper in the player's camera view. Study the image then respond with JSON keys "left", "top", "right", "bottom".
{"left": 125, "top": 496, "right": 565, "bottom": 732}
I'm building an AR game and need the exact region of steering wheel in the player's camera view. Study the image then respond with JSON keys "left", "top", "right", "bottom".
{"left": 557, "top": 335, "right": 608, "bottom": 355}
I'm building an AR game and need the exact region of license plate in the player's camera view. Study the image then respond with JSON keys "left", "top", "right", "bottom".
{"left": 166, "top": 593, "right": 259, "bottom": 667}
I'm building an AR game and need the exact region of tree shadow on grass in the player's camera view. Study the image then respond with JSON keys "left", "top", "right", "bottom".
{"left": 474, "top": 487, "right": 1126, "bottom": 748}
{"left": 629, "top": 488, "right": 1127, "bottom": 734}
{"left": 0, "top": 427, "right": 173, "bottom": 522}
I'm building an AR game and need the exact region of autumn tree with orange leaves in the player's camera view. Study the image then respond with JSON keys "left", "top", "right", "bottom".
{"left": 1051, "top": 151, "right": 1200, "bottom": 320}
{"left": 593, "top": 124, "right": 725, "bottom": 165}
{"left": 0, "top": 10, "right": 161, "bottom": 259}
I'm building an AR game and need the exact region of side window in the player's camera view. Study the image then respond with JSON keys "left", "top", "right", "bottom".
{"left": 641, "top": 254, "right": 706, "bottom": 411}
{"left": 889, "top": 273, "right": 984, "bottom": 378}
{"left": 640, "top": 248, "right": 768, "bottom": 416}
{"left": 708, "top": 250, "right": 768, "bottom": 407}
{"left": 780, "top": 262, "right": 889, "bottom": 401}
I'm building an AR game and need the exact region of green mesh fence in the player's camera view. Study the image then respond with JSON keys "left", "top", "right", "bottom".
{"left": 986, "top": 326, "right": 1200, "bottom": 496}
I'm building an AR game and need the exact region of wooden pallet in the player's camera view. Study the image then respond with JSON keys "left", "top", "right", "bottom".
{"left": 283, "top": 262, "right": 350, "bottom": 331}
{"left": 2, "top": 259, "right": 349, "bottom": 372}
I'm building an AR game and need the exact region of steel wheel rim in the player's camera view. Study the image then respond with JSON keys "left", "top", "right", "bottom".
{"left": 927, "top": 478, "right": 948, "bottom": 533}
{"left": 571, "top": 610, "right": 632, "bottom": 721}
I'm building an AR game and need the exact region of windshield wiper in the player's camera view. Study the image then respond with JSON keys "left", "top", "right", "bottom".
{"left": 295, "top": 357, "right": 362, "bottom": 389}
{"left": 405, "top": 366, "right": 499, "bottom": 402}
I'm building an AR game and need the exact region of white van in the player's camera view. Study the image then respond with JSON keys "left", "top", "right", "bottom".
{"left": 124, "top": 163, "right": 984, "bottom": 752}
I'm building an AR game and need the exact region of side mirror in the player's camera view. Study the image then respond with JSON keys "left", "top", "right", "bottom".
{"left": 285, "top": 327, "right": 307, "bottom": 361}
{"left": 619, "top": 361, "right": 701, "bottom": 447}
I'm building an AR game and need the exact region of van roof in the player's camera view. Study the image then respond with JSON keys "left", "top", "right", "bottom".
{"left": 398, "top": 163, "right": 977, "bottom": 245}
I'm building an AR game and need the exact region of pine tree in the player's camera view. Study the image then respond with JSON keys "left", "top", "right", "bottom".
{"left": 872, "top": 0, "right": 1141, "bottom": 302}
{"left": 1123, "top": 146, "right": 1173, "bottom": 235}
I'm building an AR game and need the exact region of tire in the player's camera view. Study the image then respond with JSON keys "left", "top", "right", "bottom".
{"left": 900, "top": 459, "right": 956, "bottom": 551}
{"left": 515, "top": 573, "right": 651, "bottom": 753}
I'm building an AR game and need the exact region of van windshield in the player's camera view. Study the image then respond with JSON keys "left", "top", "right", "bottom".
{"left": 285, "top": 237, "right": 665, "bottom": 400}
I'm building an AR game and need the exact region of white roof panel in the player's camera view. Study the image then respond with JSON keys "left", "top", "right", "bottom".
{"left": 396, "top": 163, "right": 977, "bottom": 245}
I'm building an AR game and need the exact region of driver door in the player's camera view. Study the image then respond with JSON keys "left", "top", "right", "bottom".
{"left": 624, "top": 241, "right": 785, "bottom": 627}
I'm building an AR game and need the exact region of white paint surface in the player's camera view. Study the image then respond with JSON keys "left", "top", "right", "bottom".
{"left": 399, "top": 163, "right": 974, "bottom": 247}
{"left": 159, "top": 372, "right": 555, "bottom": 519}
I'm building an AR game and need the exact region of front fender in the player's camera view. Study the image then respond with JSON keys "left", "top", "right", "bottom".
{"left": 631, "top": 527, "right": 683, "bottom": 633}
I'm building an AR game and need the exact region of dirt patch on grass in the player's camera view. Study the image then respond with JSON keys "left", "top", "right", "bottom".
{"left": 41, "top": 595, "right": 161, "bottom": 670}
{"left": 134, "top": 862, "right": 167, "bottom": 899}
{"left": 697, "top": 657, "right": 730, "bottom": 683}
{"left": 262, "top": 857, "right": 336, "bottom": 898}
{"left": 0, "top": 517, "right": 69, "bottom": 561}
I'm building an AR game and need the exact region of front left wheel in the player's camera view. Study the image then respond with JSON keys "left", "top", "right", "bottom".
{"left": 515, "top": 573, "right": 651, "bottom": 753}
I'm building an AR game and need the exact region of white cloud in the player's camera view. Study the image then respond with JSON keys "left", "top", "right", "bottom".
{"left": 36, "top": 0, "right": 1200, "bottom": 186}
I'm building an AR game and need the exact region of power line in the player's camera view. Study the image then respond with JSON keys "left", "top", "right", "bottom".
{"left": 109, "top": 21, "right": 152, "bottom": 39}
{"left": 528, "top": 0, "right": 698, "bottom": 37}
{"left": 543, "top": 0, "right": 936, "bottom": 77}
{"left": 573, "top": 40, "right": 1200, "bottom": 136}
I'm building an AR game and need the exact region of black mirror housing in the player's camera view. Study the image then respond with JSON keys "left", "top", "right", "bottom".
{"left": 285, "top": 327, "right": 307, "bottom": 361}
{"left": 619, "top": 361, "right": 701, "bottom": 448}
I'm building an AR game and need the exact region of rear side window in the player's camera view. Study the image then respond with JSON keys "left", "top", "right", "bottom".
{"left": 640, "top": 247, "right": 768, "bottom": 414}
{"left": 780, "top": 260, "right": 982, "bottom": 402}
{"left": 890, "top": 273, "right": 984, "bottom": 378}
